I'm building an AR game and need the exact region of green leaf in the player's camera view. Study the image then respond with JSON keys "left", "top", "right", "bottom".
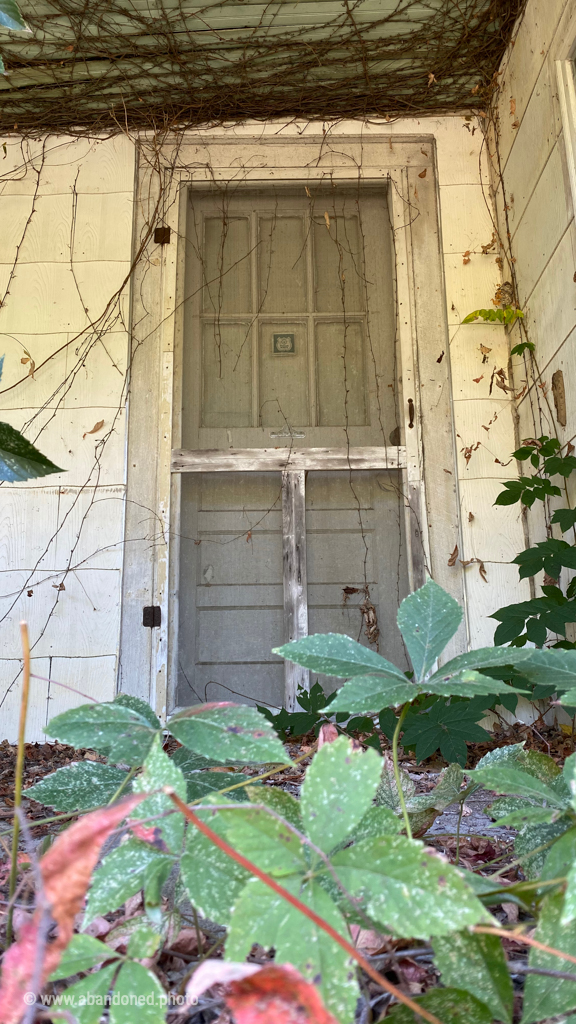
{"left": 127, "top": 923, "right": 163, "bottom": 959}
{"left": 226, "top": 876, "right": 358, "bottom": 1024}
{"left": 333, "top": 834, "right": 489, "bottom": 938}
{"left": 168, "top": 703, "right": 289, "bottom": 764}
{"left": 171, "top": 748, "right": 227, "bottom": 772}
{"left": 49, "top": 934, "right": 120, "bottom": 981}
{"left": 49, "top": 964, "right": 118, "bottom": 1024}
{"left": 45, "top": 702, "right": 160, "bottom": 766}
{"left": 132, "top": 734, "right": 187, "bottom": 853}
{"left": 114, "top": 694, "right": 160, "bottom": 729}
{"left": 109, "top": 961, "right": 166, "bottom": 1024}
{"left": 551, "top": 508, "right": 576, "bottom": 533}
{"left": 433, "top": 931, "right": 513, "bottom": 1024}
{"left": 321, "top": 674, "right": 419, "bottom": 713}
{"left": 401, "top": 701, "right": 490, "bottom": 766}
{"left": 469, "top": 766, "right": 567, "bottom": 807}
{"left": 522, "top": 892, "right": 576, "bottom": 1023}
{"left": 562, "top": 858, "right": 576, "bottom": 925}
{"left": 375, "top": 755, "right": 415, "bottom": 814}
{"left": 0, "top": 0, "right": 29, "bottom": 32}
{"left": 300, "top": 736, "right": 382, "bottom": 854}
{"left": 406, "top": 764, "right": 465, "bottom": 812}
{"left": 396, "top": 579, "right": 462, "bottom": 681}
{"left": 426, "top": 669, "right": 525, "bottom": 699}
{"left": 219, "top": 805, "right": 307, "bottom": 876}
{"left": 246, "top": 782, "right": 302, "bottom": 829}
{"left": 274, "top": 632, "right": 408, "bottom": 683}
{"left": 347, "top": 804, "right": 402, "bottom": 843}
{"left": 387, "top": 988, "right": 492, "bottom": 1024}
{"left": 85, "top": 839, "right": 173, "bottom": 923}
{"left": 186, "top": 772, "right": 251, "bottom": 803}
{"left": 514, "top": 538, "right": 576, "bottom": 580}
{"left": 181, "top": 819, "right": 249, "bottom": 925}
{"left": 515, "top": 818, "right": 573, "bottom": 879}
{"left": 0, "top": 421, "right": 62, "bottom": 481}
{"left": 25, "top": 761, "right": 129, "bottom": 811}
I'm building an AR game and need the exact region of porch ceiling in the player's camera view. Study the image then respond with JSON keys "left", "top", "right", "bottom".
{"left": 0, "top": 0, "right": 524, "bottom": 135}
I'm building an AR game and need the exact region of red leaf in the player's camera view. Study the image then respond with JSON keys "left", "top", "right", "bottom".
{"left": 0, "top": 795, "right": 144, "bottom": 1023}
{"left": 187, "top": 962, "right": 339, "bottom": 1024}
{"left": 317, "top": 723, "right": 339, "bottom": 748}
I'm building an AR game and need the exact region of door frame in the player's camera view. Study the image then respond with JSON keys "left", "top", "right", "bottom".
{"left": 120, "top": 127, "right": 466, "bottom": 721}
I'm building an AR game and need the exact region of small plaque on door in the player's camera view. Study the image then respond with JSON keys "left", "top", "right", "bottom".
{"left": 273, "top": 333, "right": 295, "bottom": 353}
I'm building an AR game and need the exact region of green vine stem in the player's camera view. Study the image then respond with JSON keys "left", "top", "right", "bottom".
{"left": 392, "top": 703, "right": 412, "bottom": 839}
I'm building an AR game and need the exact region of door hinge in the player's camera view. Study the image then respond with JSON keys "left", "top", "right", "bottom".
{"left": 154, "top": 226, "right": 171, "bottom": 245}
{"left": 143, "top": 606, "right": 161, "bottom": 628}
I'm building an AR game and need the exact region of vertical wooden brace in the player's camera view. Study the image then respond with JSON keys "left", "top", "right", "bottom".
{"left": 282, "top": 470, "right": 309, "bottom": 710}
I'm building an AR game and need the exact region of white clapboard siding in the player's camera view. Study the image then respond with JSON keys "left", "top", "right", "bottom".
{"left": 439, "top": 183, "right": 496, "bottom": 255}
{"left": 433, "top": 117, "right": 491, "bottom": 187}
{"left": 523, "top": 225, "right": 576, "bottom": 366}
{"left": 0, "top": 407, "right": 126, "bottom": 488}
{"left": 0, "top": 261, "right": 130, "bottom": 333}
{"left": 46, "top": 655, "right": 117, "bottom": 720}
{"left": 53, "top": 486, "right": 126, "bottom": 570}
{"left": 458, "top": 477, "right": 528, "bottom": 563}
{"left": 452, "top": 399, "right": 517, "bottom": 479}
{"left": 448, "top": 324, "right": 510, "bottom": 401}
{"left": 443, "top": 255, "right": 501, "bottom": 326}
{"left": 0, "top": 333, "right": 70, "bottom": 411}
{"left": 62, "top": 332, "right": 129, "bottom": 409}
{"left": 0, "top": 488, "right": 60, "bottom": 572}
{"left": 464, "top": 562, "right": 531, "bottom": 648}
{"left": 0, "top": 658, "right": 51, "bottom": 743}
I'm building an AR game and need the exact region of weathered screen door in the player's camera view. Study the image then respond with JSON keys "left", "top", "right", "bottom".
{"left": 173, "top": 184, "right": 411, "bottom": 710}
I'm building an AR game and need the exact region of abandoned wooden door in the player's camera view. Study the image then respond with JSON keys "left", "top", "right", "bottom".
{"left": 174, "top": 184, "right": 411, "bottom": 710}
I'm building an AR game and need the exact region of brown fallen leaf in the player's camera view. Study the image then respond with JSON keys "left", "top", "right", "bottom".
{"left": 427, "top": 72, "right": 437, "bottom": 87}
{"left": 447, "top": 544, "right": 459, "bottom": 567}
{"left": 510, "top": 97, "right": 516, "bottom": 115}
{"left": 463, "top": 250, "right": 471, "bottom": 265}
{"left": 472, "top": 375, "right": 484, "bottom": 384}
{"left": 418, "top": 168, "right": 427, "bottom": 179}
{"left": 83, "top": 419, "right": 104, "bottom": 440}
{"left": 324, "top": 211, "right": 330, "bottom": 231}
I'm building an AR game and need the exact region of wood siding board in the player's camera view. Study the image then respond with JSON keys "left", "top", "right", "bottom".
{"left": 171, "top": 446, "right": 406, "bottom": 472}
{"left": 282, "top": 470, "right": 309, "bottom": 710}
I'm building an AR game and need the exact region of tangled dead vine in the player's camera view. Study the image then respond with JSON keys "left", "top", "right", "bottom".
{"left": 0, "top": 0, "right": 525, "bottom": 136}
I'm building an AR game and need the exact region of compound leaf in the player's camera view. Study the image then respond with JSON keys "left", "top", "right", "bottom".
{"left": 522, "top": 892, "right": 576, "bottom": 1023}
{"left": 132, "top": 734, "right": 187, "bottom": 853}
{"left": 84, "top": 839, "right": 173, "bottom": 923}
{"left": 181, "top": 823, "right": 249, "bottom": 926}
{"left": 45, "top": 702, "right": 160, "bottom": 766}
{"left": 274, "top": 632, "right": 407, "bottom": 683}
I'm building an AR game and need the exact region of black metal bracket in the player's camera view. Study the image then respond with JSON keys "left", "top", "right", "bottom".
{"left": 143, "top": 606, "right": 161, "bottom": 627}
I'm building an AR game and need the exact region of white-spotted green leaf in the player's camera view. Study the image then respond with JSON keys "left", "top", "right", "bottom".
{"left": 49, "top": 964, "right": 118, "bottom": 1024}
{"left": 474, "top": 742, "right": 526, "bottom": 770}
{"left": 563, "top": 859, "right": 576, "bottom": 925}
{"left": 25, "top": 762, "right": 129, "bottom": 811}
{"left": 114, "top": 693, "right": 160, "bottom": 729}
{"left": 127, "top": 924, "right": 163, "bottom": 959}
{"left": 45, "top": 702, "right": 160, "bottom": 766}
{"left": 226, "top": 876, "right": 358, "bottom": 1024}
{"left": 433, "top": 931, "right": 513, "bottom": 1024}
{"left": 375, "top": 754, "right": 415, "bottom": 813}
{"left": 109, "top": 961, "right": 166, "bottom": 1024}
{"left": 346, "top": 805, "right": 402, "bottom": 843}
{"left": 181, "top": 821, "right": 249, "bottom": 925}
{"left": 441, "top": 646, "right": 576, "bottom": 692}
{"left": 172, "top": 748, "right": 228, "bottom": 772}
{"left": 321, "top": 674, "right": 419, "bottom": 713}
{"left": 0, "top": 421, "right": 62, "bottom": 481}
{"left": 0, "top": 0, "right": 29, "bottom": 32}
{"left": 49, "top": 934, "right": 120, "bottom": 981}
{"left": 332, "top": 834, "right": 490, "bottom": 938}
{"left": 132, "top": 734, "right": 187, "bottom": 853}
{"left": 468, "top": 766, "right": 567, "bottom": 808}
{"left": 186, "top": 772, "right": 250, "bottom": 803}
{"left": 274, "top": 631, "right": 408, "bottom": 683}
{"left": 387, "top": 988, "right": 492, "bottom": 1024}
{"left": 405, "top": 764, "right": 464, "bottom": 814}
{"left": 301, "top": 736, "right": 382, "bottom": 854}
{"left": 427, "top": 668, "right": 527, "bottom": 698}
{"left": 522, "top": 892, "right": 576, "bottom": 1023}
{"left": 168, "top": 703, "right": 289, "bottom": 764}
{"left": 85, "top": 839, "right": 173, "bottom": 923}
{"left": 540, "top": 826, "right": 576, "bottom": 885}
{"left": 396, "top": 580, "right": 462, "bottom": 682}
{"left": 217, "top": 805, "right": 307, "bottom": 876}
{"left": 514, "top": 818, "right": 573, "bottom": 880}
{"left": 246, "top": 783, "right": 302, "bottom": 829}
{"left": 564, "top": 751, "right": 576, "bottom": 811}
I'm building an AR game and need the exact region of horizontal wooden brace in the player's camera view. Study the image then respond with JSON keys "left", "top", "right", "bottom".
{"left": 171, "top": 445, "right": 406, "bottom": 472}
